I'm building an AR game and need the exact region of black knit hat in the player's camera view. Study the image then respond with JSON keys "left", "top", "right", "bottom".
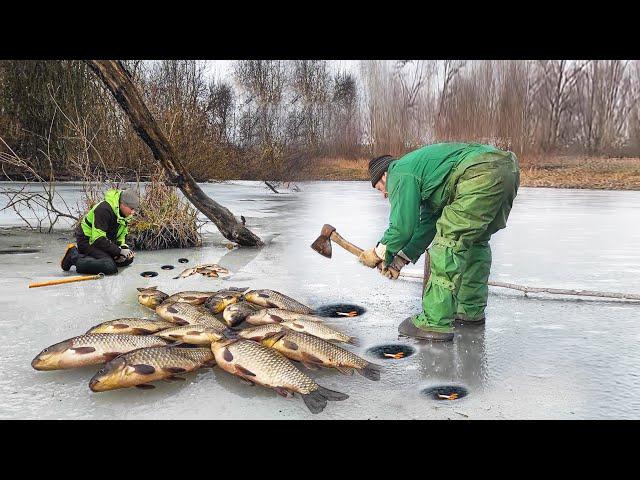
{"left": 368, "top": 155, "right": 394, "bottom": 187}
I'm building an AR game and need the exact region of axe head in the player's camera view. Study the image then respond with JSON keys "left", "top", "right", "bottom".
{"left": 310, "top": 224, "right": 336, "bottom": 259}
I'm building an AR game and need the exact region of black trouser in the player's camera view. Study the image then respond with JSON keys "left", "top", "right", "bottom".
{"left": 75, "top": 233, "right": 133, "bottom": 275}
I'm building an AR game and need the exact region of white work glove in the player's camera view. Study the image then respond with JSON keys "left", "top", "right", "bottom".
{"left": 381, "top": 251, "right": 410, "bottom": 280}
{"left": 119, "top": 245, "right": 134, "bottom": 260}
{"left": 358, "top": 243, "right": 386, "bottom": 268}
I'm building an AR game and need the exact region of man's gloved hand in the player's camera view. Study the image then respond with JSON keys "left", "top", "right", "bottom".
{"left": 119, "top": 245, "right": 134, "bottom": 260}
{"left": 358, "top": 246, "right": 383, "bottom": 268}
{"left": 381, "top": 251, "right": 410, "bottom": 280}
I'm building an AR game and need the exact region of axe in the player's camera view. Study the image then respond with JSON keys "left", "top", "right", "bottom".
{"left": 310, "top": 224, "right": 426, "bottom": 282}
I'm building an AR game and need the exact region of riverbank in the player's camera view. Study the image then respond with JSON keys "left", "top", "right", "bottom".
{"left": 298, "top": 156, "right": 640, "bottom": 190}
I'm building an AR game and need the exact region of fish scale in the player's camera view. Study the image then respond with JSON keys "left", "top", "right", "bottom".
{"left": 71, "top": 334, "right": 168, "bottom": 349}
{"left": 156, "top": 302, "right": 229, "bottom": 331}
{"left": 154, "top": 324, "right": 226, "bottom": 344}
{"left": 273, "top": 330, "right": 366, "bottom": 368}
{"left": 214, "top": 340, "right": 319, "bottom": 394}
{"left": 244, "top": 290, "right": 314, "bottom": 314}
{"left": 87, "top": 318, "right": 176, "bottom": 335}
{"left": 244, "top": 308, "right": 324, "bottom": 325}
{"left": 121, "top": 346, "right": 214, "bottom": 368}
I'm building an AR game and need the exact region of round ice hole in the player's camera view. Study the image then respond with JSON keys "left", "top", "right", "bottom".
{"left": 140, "top": 271, "right": 158, "bottom": 278}
{"left": 314, "top": 304, "right": 366, "bottom": 318}
{"left": 178, "top": 258, "right": 189, "bottom": 263}
{"left": 0, "top": 248, "right": 40, "bottom": 254}
{"left": 161, "top": 265, "right": 174, "bottom": 270}
{"left": 367, "top": 344, "right": 415, "bottom": 360}
{"left": 422, "top": 385, "right": 468, "bottom": 401}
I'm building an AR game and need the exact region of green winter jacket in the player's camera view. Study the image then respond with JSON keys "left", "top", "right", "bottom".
{"left": 379, "top": 142, "right": 511, "bottom": 265}
{"left": 80, "top": 189, "right": 130, "bottom": 256}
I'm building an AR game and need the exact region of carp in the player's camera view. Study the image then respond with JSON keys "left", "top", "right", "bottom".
{"left": 137, "top": 286, "right": 169, "bottom": 310}
{"left": 31, "top": 334, "right": 169, "bottom": 371}
{"left": 89, "top": 346, "right": 215, "bottom": 391}
{"left": 86, "top": 318, "right": 175, "bottom": 335}
{"left": 211, "top": 339, "right": 348, "bottom": 414}
{"left": 244, "top": 308, "right": 324, "bottom": 326}
{"left": 244, "top": 289, "right": 314, "bottom": 314}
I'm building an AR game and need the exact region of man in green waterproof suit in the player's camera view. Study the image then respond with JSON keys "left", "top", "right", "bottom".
{"left": 359, "top": 143, "right": 520, "bottom": 341}
{"left": 59, "top": 189, "right": 140, "bottom": 275}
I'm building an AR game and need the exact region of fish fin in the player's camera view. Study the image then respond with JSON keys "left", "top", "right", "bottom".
{"left": 301, "top": 352, "right": 323, "bottom": 365}
{"left": 135, "top": 384, "right": 156, "bottom": 390}
{"left": 238, "top": 378, "right": 255, "bottom": 386}
{"left": 356, "top": 363, "right": 381, "bottom": 381}
{"left": 203, "top": 359, "right": 217, "bottom": 368}
{"left": 173, "top": 317, "right": 189, "bottom": 326}
{"left": 103, "top": 352, "right": 122, "bottom": 362}
{"left": 165, "top": 376, "right": 186, "bottom": 382}
{"left": 223, "top": 348, "right": 234, "bottom": 362}
{"left": 185, "top": 330, "right": 203, "bottom": 336}
{"left": 132, "top": 328, "right": 154, "bottom": 335}
{"left": 347, "top": 337, "right": 359, "bottom": 346}
{"left": 235, "top": 365, "right": 257, "bottom": 377}
{"left": 282, "top": 339, "right": 299, "bottom": 351}
{"left": 112, "top": 323, "right": 130, "bottom": 329}
{"left": 133, "top": 364, "right": 156, "bottom": 375}
{"left": 257, "top": 293, "right": 270, "bottom": 298}
{"left": 335, "top": 366, "right": 355, "bottom": 376}
{"left": 291, "top": 321, "right": 304, "bottom": 329}
{"left": 166, "top": 306, "right": 178, "bottom": 314}
{"left": 266, "top": 301, "right": 280, "bottom": 308}
{"left": 274, "top": 387, "right": 292, "bottom": 398}
{"left": 302, "top": 362, "right": 321, "bottom": 371}
{"left": 222, "top": 329, "right": 239, "bottom": 340}
{"left": 163, "top": 367, "right": 187, "bottom": 374}
{"left": 270, "top": 314, "right": 285, "bottom": 323}
{"left": 315, "top": 385, "right": 349, "bottom": 402}
{"left": 301, "top": 391, "right": 327, "bottom": 414}
{"left": 137, "top": 286, "right": 157, "bottom": 292}
{"left": 71, "top": 346, "right": 96, "bottom": 354}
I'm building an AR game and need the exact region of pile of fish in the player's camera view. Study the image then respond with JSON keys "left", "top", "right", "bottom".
{"left": 32, "top": 286, "right": 380, "bottom": 414}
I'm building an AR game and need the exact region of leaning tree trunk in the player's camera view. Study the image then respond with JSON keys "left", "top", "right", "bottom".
{"left": 85, "top": 60, "right": 263, "bottom": 247}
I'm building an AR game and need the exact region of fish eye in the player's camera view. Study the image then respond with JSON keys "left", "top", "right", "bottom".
{"left": 42, "top": 348, "right": 49, "bottom": 353}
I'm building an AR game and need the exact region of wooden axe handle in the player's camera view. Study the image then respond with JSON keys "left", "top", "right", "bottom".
{"left": 328, "top": 229, "right": 418, "bottom": 278}
{"left": 329, "top": 231, "right": 364, "bottom": 257}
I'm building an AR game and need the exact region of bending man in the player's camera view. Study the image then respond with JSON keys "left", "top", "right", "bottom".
{"left": 360, "top": 143, "right": 519, "bottom": 341}
{"left": 60, "top": 189, "right": 140, "bottom": 275}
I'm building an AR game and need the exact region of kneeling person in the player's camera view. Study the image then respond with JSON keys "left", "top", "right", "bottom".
{"left": 61, "top": 189, "right": 140, "bottom": 275}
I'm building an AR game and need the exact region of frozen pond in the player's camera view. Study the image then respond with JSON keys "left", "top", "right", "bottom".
{"left": 1, "top": 181, "right": 639, "bottom": 419}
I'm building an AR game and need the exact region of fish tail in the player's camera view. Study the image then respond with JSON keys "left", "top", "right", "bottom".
{"left": 301, "top": 391, "right": 328, "bottom": 414}
{"left": 316, "top": 385, "right": 349, "bottom": 401}
{"left": 357, "top": 362, "right": 381, "bottom": 381}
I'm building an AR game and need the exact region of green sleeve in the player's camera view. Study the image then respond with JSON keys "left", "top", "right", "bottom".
{"left": 379, "top": 174, "right": 422, "bottom": 265}
{"left": 402, "top": 203, "right": 437, "bottom": 263}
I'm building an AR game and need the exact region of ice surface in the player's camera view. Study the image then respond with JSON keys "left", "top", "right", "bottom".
{"left": 1, "top": 181, "right": 639, "bottom": 419}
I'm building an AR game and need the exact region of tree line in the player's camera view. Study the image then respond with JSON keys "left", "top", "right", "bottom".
{"left": 1, "top": 60, "right": 639, "bottom": 182}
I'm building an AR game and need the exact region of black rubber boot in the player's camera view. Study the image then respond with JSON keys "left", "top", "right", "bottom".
{"left": 75, "top": 255, "right": 118, "bottom": 275}
{"left": 398, "top": 317, "right": 454, "bottom": 342}
{"left": 454, "top": 314, "right": 486, "bottom": 326}
{"left": 60, "top": 244, "right": 79, "bottom": 271}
